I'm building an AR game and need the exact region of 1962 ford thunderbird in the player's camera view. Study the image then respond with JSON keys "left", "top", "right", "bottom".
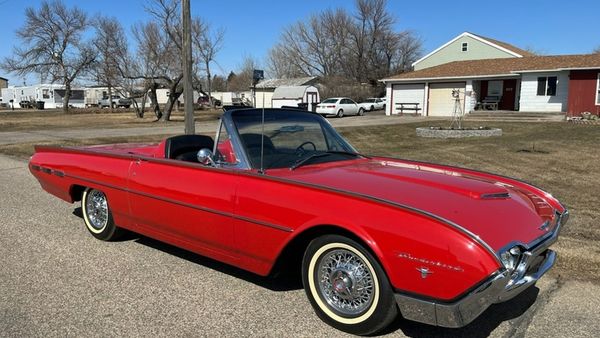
{"left": 29, "top": 108, "right": 567, "bottom": 335}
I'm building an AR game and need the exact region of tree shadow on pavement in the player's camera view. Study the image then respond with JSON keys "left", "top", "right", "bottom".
{"left": 382, "top": 285, "right": 540, "bottom": 337}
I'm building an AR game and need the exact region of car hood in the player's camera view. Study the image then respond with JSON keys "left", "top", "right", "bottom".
{"left": 270, "top": 158, "right": 557, "bottom": 252}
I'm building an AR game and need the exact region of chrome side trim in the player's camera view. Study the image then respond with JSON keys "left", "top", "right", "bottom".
{"left": 64, "top": 173, "right": 294, "bottom": 233}
{"left": 496, "top": 209, "right": 568, "bottom": 256}
{"left": 395, "top": 270, "right": 509, "bottom": 328}
{"left": 254, "top": 173, "right": 502, "bottom": 266}
{"left": 395, "top": 247, "right": 557, "bottom": 328}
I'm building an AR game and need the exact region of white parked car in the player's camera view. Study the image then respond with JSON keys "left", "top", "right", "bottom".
{"left": 316, "top": 97, "right": 364, "bottom": 117}
{"left": 359, "top": 97, "right": 385, "bottom": 111}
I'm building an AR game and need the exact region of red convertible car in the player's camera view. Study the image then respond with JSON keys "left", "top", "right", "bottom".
{"left": 30, "top": 108, "right": 567, "bottom": 335}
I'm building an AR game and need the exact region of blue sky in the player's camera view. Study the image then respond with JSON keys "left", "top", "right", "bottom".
{"left": 1, "top": 0, "right": 599, "bottom": 85}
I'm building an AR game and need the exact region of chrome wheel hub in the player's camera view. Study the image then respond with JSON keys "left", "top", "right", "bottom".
{"left": 85, "top": 190, "right": 108, "bottom": 230}
{"left": 317, "top": 249, "right": 374, "bottom": 316}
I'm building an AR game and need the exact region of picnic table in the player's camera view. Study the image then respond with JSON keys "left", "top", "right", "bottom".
{"left": 395, "top": 102, "right": 421, "bottom": 115}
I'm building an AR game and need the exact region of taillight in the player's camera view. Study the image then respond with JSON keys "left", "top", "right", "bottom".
{"left": 327, "top": 105, "right": 336, "bottom": 108}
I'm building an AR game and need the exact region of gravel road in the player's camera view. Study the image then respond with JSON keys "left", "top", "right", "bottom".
{"left": 1, "top": 154, "right": 598, "bottom": 337}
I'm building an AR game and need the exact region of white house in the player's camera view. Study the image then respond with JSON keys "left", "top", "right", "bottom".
{"left": 0, "top": 84, "right": 85, "bottom": 109}
{"left": 252, "top": 77, "right": 318, "bottom": 108}
{"left": 210, "top": 91, "right": 252, "bottom": 106}
{"left": 271, "top": 85, "right": 320, "bottom": 111}
{"left": 382, "top": 33, "right": 600, "bottom": 117}
{"left": 84, "top": 86, "right": 131, "bottom": 107}
{"left": 412, "top": 32, "right": 533, "bottom": 71}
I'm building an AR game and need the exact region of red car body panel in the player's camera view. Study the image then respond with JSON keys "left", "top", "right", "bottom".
{"left": 29, "top": 137, "right": 563, "bottom": 302}
{"left": 269, "top": 157, "right": 560, "bottom": 252}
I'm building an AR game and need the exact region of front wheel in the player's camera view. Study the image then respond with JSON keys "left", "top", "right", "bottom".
{"left": 82, "top": 188, "right": 122, "bottom": 241}
{"left": 302, "top": 235, "right": 397, "bottom": 335}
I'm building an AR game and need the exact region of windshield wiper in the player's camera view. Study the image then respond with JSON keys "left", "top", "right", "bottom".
{"left": 290, "top": 151, "right": 361, "bottom": 170}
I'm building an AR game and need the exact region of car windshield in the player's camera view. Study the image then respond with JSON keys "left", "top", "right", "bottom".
{"left": 364, "top": 99, "right": 375, "bottom": 103}
{"left": 231, "top": 109, "right": 358, "bottom": 170}
{"left": 321, "top": 98, "right": 338, "bottom": 104}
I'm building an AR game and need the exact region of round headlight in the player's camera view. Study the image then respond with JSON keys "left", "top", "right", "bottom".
{"left": 500, "top": 246, "right": 521, "bottom": 272}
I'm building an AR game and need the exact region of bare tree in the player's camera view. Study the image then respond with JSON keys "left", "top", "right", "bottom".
{"left": 270, "top": 9, "right": 351, "bottom": 78}
{"left": 211, "top": 75, "right": 227, "bottom": 92}
{"left": 1, "top": 0, "right": 96, "bottom": 113}
{"left": 593, "top": 45, "right": 600, "bottom": 54}
{"left": 228, "top": 55, "right": 259, "bottom": 92}
{"left": 192, "top": 18, "right": 224, "bottom": 107}
{"left": 347, "top": 0, "right": 394, "bottom": 81}
{"left": 267, "top": 0, "right": 421, "bottom": 84}
{"left": 92, "top": 16, "right": 127, "bottom": 112}
{"left": 384, "top": 30, "right": 422, "bottom": 74}
{"left": 146, "top": 0, "right": 184, "bottom": 121}
{"left": 129, "top": 21, "right": 176, "bottom": 120}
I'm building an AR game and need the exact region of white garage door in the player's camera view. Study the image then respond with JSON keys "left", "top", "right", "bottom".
{"left": 392, "top": 83, "right": 425, "bottom": 115}
{"left": 428, "top": 82, "right": 465, "bottom": 116}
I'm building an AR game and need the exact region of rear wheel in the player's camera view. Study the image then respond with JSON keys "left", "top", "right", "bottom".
{"left": 358, "top": 108, "right": 365, "bottom": 116}
{"left": 336, "top": 109, "right": 344, "bottom": 118}
{"left": 81, "top": 188, "right": 122, "bottom": 241}
{"left": 302, "top": 235, "right": 397, "bottom": 335}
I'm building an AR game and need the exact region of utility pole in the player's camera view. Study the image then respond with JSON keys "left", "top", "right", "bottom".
{"left": 182, "top": 0, "right": 194, "bottom": 135}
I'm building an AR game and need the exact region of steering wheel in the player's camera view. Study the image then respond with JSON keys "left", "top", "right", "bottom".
{"left": 295, "top": 141, "right": 317, "bottom": 157}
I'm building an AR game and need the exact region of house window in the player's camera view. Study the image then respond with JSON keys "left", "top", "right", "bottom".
{"left": 461, "top": 42, "right": 468, "bottom": 52}
{"left": 537, "top": 76, "right": 557, "bottom": 96}
{"left": 42, "top": 89, "right": 50, "bottom": 99}
{"left": 596, "top": 73, "right": 600, "bottom": 105}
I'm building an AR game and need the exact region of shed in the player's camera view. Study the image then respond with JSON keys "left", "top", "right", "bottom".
{"left": 253, "top": 76, "right": 318, "bottom": 108}
{"left": 271, "top": 85, "right": 320, "bottom": 111}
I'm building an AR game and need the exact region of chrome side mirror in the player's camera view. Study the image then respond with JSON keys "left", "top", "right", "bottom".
{"left": 197, "top": 148, "right": 216, "bottom": 166}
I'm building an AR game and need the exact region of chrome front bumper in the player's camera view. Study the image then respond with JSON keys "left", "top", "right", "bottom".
{"left": 395, "top": 210, "right": 567, "bottom": 328}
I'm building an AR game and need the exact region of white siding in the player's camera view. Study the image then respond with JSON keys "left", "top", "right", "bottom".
{"left": 272, "top": 99, "right": 300, "bottom": 108}
{"left": 156, "top": 89, "right": 171, "bottom": 105}
{"left": 519, "top": 71, "right": 568, "bottom": 112}
{"left": 465, "top": 80, "right": 476, "bottom": 113}
{"left": 390, "top": 83, "right": 425, "bottom": 115}
{"left": 254, "top": 90, "right": 273, "bottom": 108}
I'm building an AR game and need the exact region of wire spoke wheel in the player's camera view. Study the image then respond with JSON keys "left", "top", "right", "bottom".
{"left": 82, "top": 188, "right": 121, "bottom": 241}
{"left": 85, "top": 190, "right": 109, "bottom": 230}
{"left": 317, "top": 248, "right": 374, "bottom": 316}
{"left": 302, "top": 235, "right": 397, "bottom": 335}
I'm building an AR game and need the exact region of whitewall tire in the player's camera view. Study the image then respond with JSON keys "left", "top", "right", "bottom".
{"left": 81, "top": 188, "right": 121, "bottom": 241}
{"left": 302, "top": 235, "right": 397, "bottom": 335}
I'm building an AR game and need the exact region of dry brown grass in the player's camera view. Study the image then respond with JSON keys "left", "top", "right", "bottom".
{"left": 0, "top": 108, "right": 222, "bottom": 132}
{"left": 1, "top": 119, "right": 598, "bottom": 281}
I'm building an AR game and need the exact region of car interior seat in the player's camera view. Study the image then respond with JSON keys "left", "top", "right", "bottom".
{"left": 240, "top": 133, "right": 275, "bottom": 167}
{"left": 164, "top": 135, "right": 215, "bottom": 162}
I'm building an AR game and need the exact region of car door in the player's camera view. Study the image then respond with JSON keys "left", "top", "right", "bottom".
{"left": 343, "top": 98, "right": 358, "bottom": 115}
{"left": 127, "top": 151, "right": 240, "bottom": 265}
